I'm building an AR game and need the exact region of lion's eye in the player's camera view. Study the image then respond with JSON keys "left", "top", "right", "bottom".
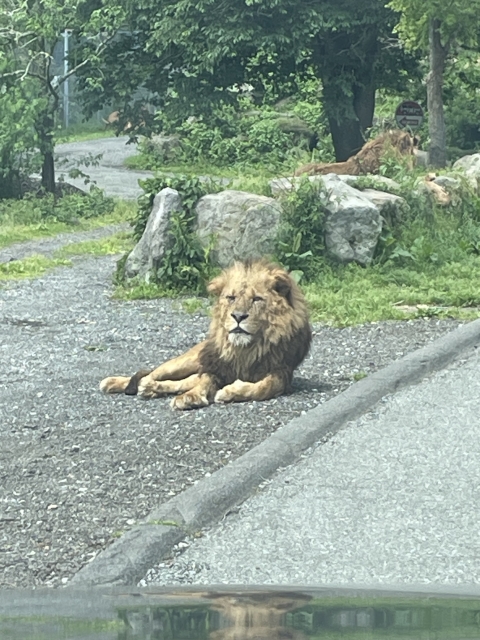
{"left": 252, "top": 296, "right": 264, "bottom": 302}
{"left": 226, "top": 295, "right": 236, "bottom": 302}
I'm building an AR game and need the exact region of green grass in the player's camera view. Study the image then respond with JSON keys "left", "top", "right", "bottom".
{"left": 113, "top": 258, "right": 480, "bottom": 327}
{"left": 0, "top": 255, "right": 72, "bottom": 281}
{"left": 113, "top": 281, "right": 179, "bottom": 300}
{"left": 125, "top": 152, "right": 282, "bottom": 179}
{"left": 0, "top": 200, "right": 136, "bottom": 250}
{"left": 126, "top": 153, "right": 276, "bottom": 196}
{"left": 55, "top": 231, "right": 135, "bottom": 257}
{"left": 304, "top": 260, "right": 480, "bottom": 326}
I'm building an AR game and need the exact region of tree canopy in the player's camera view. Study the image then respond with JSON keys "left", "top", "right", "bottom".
{"left": 389, "top": 0, "right": 480, "bottom": 166}
{"left": 78, "top": 0, "right": 419, "bottom": 160}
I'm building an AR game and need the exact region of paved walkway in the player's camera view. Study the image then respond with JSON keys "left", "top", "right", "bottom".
{"left": 142, "top": 343, "right": 480, "bottom": 586}
{"left": 55, "top": 137, "right": 153, "bottom": 199}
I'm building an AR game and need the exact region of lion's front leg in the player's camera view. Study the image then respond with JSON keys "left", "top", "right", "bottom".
{"left": 148, "top": 341, "right": 205, "bottom": 381}
{"left": 100, "top": 341, "right": 206, "bottom": 396}
{"left": 138, "top": 373, "right": 201, "bottom": 399}
{"left": 214, "top": 374, "right": 286, "bottom": 404}
{"left": 171, "top": 374, "right": 218, "bottom": 410}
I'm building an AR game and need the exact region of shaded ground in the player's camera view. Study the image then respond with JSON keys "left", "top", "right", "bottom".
{"left": 0, "top": 239, "right": 461, "bottom": 587}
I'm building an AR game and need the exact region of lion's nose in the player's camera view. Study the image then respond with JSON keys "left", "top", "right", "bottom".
{"left": 231, "top": 311, "right": 249, "bottom": 324}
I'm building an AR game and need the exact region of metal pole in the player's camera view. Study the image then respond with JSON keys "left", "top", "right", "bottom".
{"left": 63, "top": 29, "right": 71, "bottom": 128}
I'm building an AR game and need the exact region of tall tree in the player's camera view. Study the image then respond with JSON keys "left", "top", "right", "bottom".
{"left": 78, "top": 0, "right": 410, "bottom": 161}
{"left": 0, "top": 0, "right": 119, "bottom": 193}
{"left": 389, "top": 0, "right": 480, "bottom": 167}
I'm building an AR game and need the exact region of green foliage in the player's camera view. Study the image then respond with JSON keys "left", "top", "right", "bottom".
{"left": 122, "top": 175, "right": 220, "bottom": 294}
{"left": 388, "top": 0, "right": 480, "bottom": 50}
{"left": 155, "top": 208, "right": 216, "bottom": 294}
{"left": 0, "top": 0, "right": 123, "bottom": 193}
{"left": 275, "top": 178, "right": 327, "bottom": 281}
{"left": 0, "top": 188, "right": 115, "bottom": 226}
{"left": 142, "top": 103, "right": 312, "bottom": 171}
{"left": 443, "top": 51, "right": 480, "bottom": 150}
{"left": 0, "top": 255, "right": 72, "bottom": 281}
{"left": 374, "top": 173, "right": 480, "bottom": 271}
{"left": 77, "top": 0, "right": 416, "bottom": 161}
{"left": 134, "top": 175, "right": 219, "bottom": 240}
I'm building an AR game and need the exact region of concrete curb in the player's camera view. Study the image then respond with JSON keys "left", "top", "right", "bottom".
{"left": 70, "top": 318, "right": 480, "bottom": 587}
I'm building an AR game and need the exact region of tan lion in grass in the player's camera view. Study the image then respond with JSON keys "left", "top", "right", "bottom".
{"left": 100, "top": 260, "right": 312, "bottom": 410}
{"left": 295, "top": 130, "right": 418, "bottom": 177}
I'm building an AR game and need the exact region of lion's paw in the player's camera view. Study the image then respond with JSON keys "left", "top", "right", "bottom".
{"left": 137, "top": 375, "right": 163, "bottom": 399}
{"left": 99, "top": 376, "right": 130, "bottom": 394}
{"left": 214, "top": 379, "right": 246, "bottom": 404}
{"left": 171, "top": 392, "right": 209, "bottom": 411}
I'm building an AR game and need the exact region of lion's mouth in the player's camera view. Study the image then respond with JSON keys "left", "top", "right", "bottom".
{"left": 230, "top": 326, "right": 250, "bottom": 335}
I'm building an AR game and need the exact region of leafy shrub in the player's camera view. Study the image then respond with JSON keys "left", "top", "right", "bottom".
{"left": 134, "top": 174, "right": 220, "bottom": 240}
{"left": 0, "top": 187, "right": 115, "bottom": 226}
{"left": 123, "top": 175, "right": 221, "bottom": 294}
{"left": 374, "top": 174, "right": 480, "bottom": 269}
{"left": 275, "top": 178, "right": 327, "bottom": 281}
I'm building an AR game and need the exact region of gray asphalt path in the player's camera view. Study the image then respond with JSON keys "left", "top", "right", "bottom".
{"left": 55, "top": 137, "right": 153, "bottom": 199}
{"left": 142, "top": 344, "right": 480, "bottom": 586}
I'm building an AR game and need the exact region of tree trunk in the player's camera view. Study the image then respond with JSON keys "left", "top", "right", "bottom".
{"left": 318, "top": 29, "right": 377, "bottom": 161}
{"left": 327, "top": 115, "right": 365, "bottom": 162}
{"left": 35, "top": 105, "right": 56, "bottom": 194}
{"left": 41, "top": 149, "right": 55, "bottom": 194}
{"left": 426, "top": 18, "right": 448, "bottom": 168}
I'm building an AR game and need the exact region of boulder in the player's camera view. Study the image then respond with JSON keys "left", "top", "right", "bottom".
{"left": 432, "top": 175, "right": 461, "bottom": 189}
{"left": 144, "top": 134, "right": 182, "bottom": 162}
{"left": 321, "top": 175, "right": 383, "bottom": 265}
{"left": 124, "top": 187, "right": 182, "bottom": 280}
{"left": 269, "top": 173, "right": 400, "bottom": 197}
{"left": 452, "top": 153, "right": 480, "bottom": 191}
{"left": 195, "top": 190, "right": 282, "bottom": 268}
{"left": 413, "top": 148, "right": 429, "bottom": 168}
{"left": 360, "top": 188, "right": 409, "bottom": 226}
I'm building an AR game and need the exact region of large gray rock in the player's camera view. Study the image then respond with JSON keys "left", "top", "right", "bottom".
{"left": 195, "top": 190, "right": 282, "bottom": 268}
{"left": 144, "top": 134, "right": 182, "bottom": 162}
{"left": 124, "top": 187, "right": 182, "bottom": 281}
{"left": 360, "top": 188, "right": 409, "bottom": 226}
{"left": 452, "top": 153, "right": 480, "bottom": 191}
{"left": 321, "top": 175, "right": 383, "bottom": 265}
{"left": 269, "top": 173, "right": 400, "bottom": 197}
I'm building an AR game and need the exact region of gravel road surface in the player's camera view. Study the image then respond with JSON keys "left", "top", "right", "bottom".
{"left": 141, "top": 345, "right": 480, "bottom": 587}
{"left": 0, "top": 243, "right": 461, "bottom": 588}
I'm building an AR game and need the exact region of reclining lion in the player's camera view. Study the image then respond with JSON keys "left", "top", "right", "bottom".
{"left": 100, "top": 260, "right": 312, "bottom": 410}
{"left": 295, "top": 130, "right": 418, "bottom": 176}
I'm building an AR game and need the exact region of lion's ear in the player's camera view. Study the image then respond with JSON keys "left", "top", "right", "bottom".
{"left": 273, "top": 271, "right": 293, "bottom": 305}
{"left": 208, "top": 274, "right": 226, "bottom": 296}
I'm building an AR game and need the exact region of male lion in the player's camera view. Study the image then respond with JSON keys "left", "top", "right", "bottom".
{"left": 100, "top": 260, "right": 312, "bottom": 410}
{"left": 295, "top": 130, "right": 418, "bottom": 177}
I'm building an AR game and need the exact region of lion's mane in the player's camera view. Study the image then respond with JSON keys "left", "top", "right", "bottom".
{"left": 199, "top": 260, "right": 312, "bottom": 390}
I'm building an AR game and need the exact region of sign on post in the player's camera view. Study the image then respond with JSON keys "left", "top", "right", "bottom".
{"left": 395, "top": 101, "right": 424, "bottom": 130}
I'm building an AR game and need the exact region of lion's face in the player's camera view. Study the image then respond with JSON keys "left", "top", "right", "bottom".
{"left": 207, "top": 261, "right": 308, "bottom": 354}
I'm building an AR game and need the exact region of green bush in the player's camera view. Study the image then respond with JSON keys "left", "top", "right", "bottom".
{"left": 275, "top": 178, "right": 327, "bottom": 281}
{"left": 134, "top": 174, "right": 220, "bottom": 240}
{"left": 122, "top": 174, "right": 221, "bottom": 294}
{"left": 374, "top": 173, "right": 480, "bottom": 269}
{"left": 0, "top": 187, "right": 116, "bottom": 226}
